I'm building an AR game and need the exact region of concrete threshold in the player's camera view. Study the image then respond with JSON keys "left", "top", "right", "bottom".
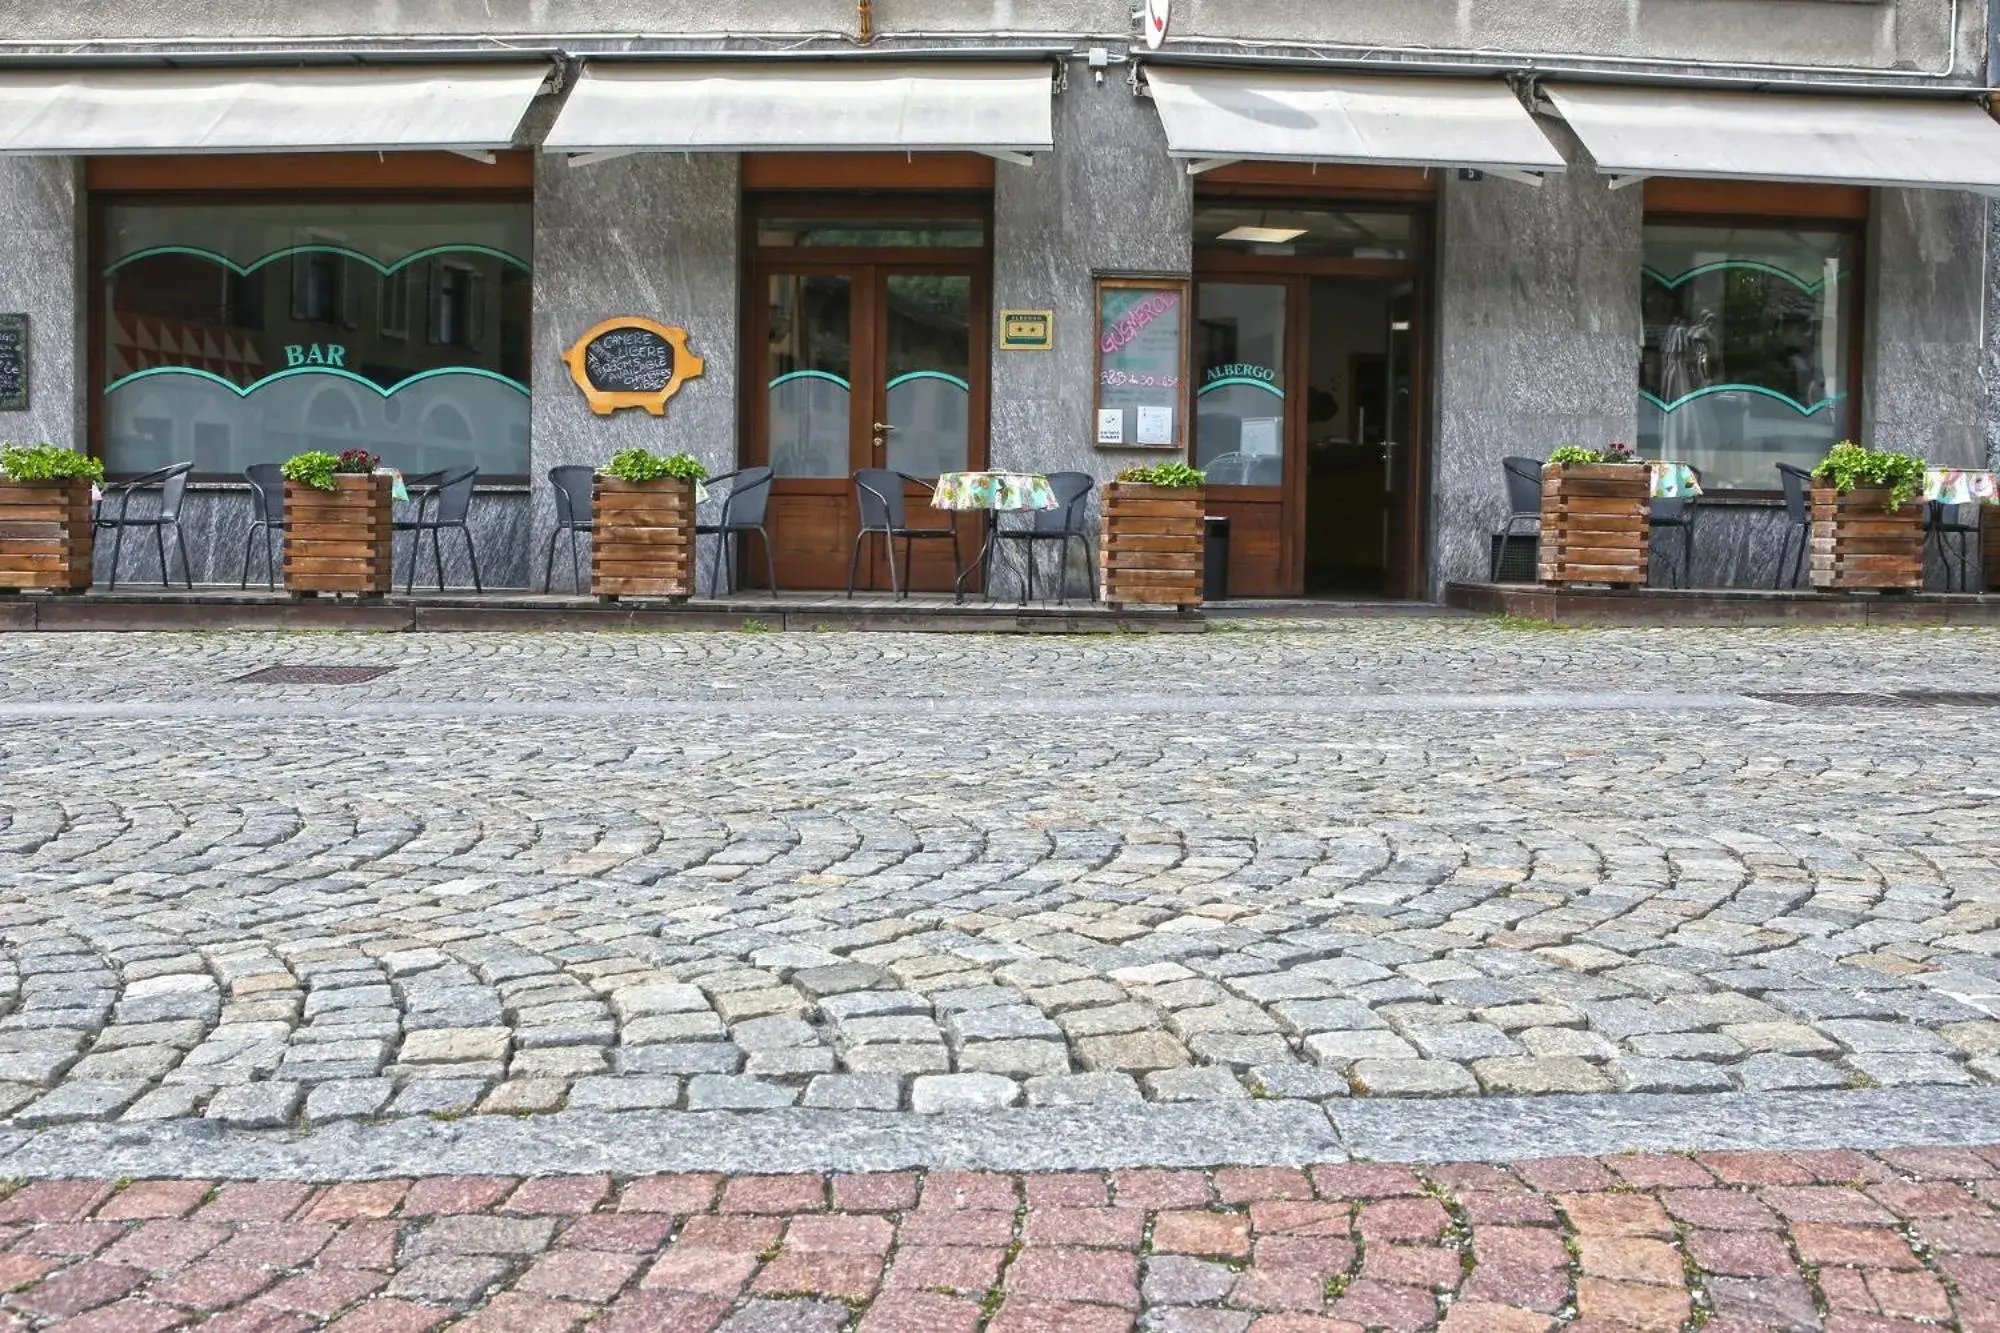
{"left": 4, "top": 1086, "right": 1997, "bottom": 1180}
{"left": 1449, "top": 580, "right": 2000, "bottom": 625}
{"left": 0, "top": 589, "right": 1205, "bottom": 635}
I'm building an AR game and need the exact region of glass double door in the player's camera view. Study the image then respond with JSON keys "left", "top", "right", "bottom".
{"left": 753, "top": 263, "right": 987, "bottom": 592}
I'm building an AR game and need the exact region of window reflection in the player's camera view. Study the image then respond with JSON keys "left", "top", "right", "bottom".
{"left": 1639, "top": 224, "right": 1854, "bottom": 490}
{"left": 1195, "top": 283, "right": 1287, "bottom": 487}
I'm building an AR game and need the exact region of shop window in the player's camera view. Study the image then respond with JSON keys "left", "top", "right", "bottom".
{"left": 1639, "top": 224, "right": 1854, "bottom": 491}
{"left": 99, "top": 200, "right": 531, "bottom": 478}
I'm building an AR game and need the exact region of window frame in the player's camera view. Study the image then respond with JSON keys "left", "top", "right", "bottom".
{"left": 1638, "top": 205, "right": 1868, "bottom": 500}
{"left": 89, "top": 186, "right": 534, "bottom": 485}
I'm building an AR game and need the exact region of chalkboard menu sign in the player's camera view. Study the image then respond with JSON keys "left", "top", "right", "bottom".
{"left": 1094, "top": 278, "right": 1187, "bottom": 451}
{"left": 0, "top": 314, "right": 26, "bottom": 412}
{"left": 561, "top": 316, "right": 705, "bottom": 417}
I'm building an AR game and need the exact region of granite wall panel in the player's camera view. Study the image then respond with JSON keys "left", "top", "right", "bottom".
{"left": 531, "top": 151, "right": 740, "bottom": 593}
{"left": 1866, "top": 187, "right": 1987, "bottom": 469}
{"left": 0, "top": 157, "right": 83, "bottom": 454}
{"left": 988, "top": 75, "right": 1191, "bottom": 597}
{"left": 1430, "top": 120, "right": 1643, "bottom": 597}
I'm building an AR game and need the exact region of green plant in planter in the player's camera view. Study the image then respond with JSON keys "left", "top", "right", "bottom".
{"left": 0, "top": 443, "right": 105, "bottom": 484}
{"left": 1812, "top": 440, "right": 1927, "bottom": 511}
{"left": 602, "top": 449, "right": 707, "bottom": 485}
{"left": 280, "top": 451, "right": 339, "bottom": 492}
{"left": 1547, "top": 442, "right": 1639, "bottom": 467}
{"left": 1115, "top": 461, "right": 1206, "bottom": 488}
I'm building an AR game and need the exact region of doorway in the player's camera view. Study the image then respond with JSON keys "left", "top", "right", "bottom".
{"left": 748, "top": 205, "right": 989, "bottom": 592}
{"left": 1192, "top": 204, "right": 1427, "bottom": 598}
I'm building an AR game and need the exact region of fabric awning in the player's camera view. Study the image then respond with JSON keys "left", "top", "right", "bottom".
{"left": 544, "top": 61, "right": 1056, "bottom": 158}
{"left": 1143, "top": 66, "right": 1566, "bottom": 179}
{"left": 0, "top": 64, "right": 549, "bottom": 154}
{"left": 1545, "top": 83, "right": 2000, "bottom": 192}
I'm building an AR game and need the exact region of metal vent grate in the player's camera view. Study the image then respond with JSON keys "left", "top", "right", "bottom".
{"left": 230, "top": 666, "right": 395, "bottom": 686}
{"left": 1746, "top": 691, "right": 2000, "bottom": 709}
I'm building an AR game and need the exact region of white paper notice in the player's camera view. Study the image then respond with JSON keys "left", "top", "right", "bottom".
{"left": 1096, "top": 409, "right": 1126, "bottom": 445}
{"left": 1241, "top": 417, "right": 1281, "bottom": 458}
{"left": 1136, "top": 405, "right": 1174, "bottom": 446}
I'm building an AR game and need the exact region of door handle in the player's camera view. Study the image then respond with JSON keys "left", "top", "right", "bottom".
{"left": 871, "top": 422, "right": 896, "bottom": 450}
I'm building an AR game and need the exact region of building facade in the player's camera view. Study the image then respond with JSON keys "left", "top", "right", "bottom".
{"left": 2, "top": 0, "right": 1995, "bottom": 598}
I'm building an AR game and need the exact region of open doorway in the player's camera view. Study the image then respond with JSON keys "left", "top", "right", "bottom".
{"left": 1302, "top": 278, "right": 1416, "bottom": 593}
{"left": 1192, "top": 202, "right": 1427, "bottom": 598}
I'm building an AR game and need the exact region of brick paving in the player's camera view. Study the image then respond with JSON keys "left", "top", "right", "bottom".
{"left": 0, "top": 624, "right": 1998, "bottom": 1130}
{"left": 1, "top": 1146, "right": 1999, "bottom": 1330}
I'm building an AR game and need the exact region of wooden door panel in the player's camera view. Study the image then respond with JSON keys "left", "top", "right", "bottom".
{"left": 768, "top": 491, "right": 851, "bottom": 591}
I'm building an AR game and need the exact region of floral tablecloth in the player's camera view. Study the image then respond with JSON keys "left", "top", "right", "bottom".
{"left": 1650, "top": 462, "right": 1702, "bottom": 500}
{"left": 1924, "top": 468, "right": 2000, "bottom": 506}
{"left": 933, "top": 471, "right": 1059, "bottom": 512}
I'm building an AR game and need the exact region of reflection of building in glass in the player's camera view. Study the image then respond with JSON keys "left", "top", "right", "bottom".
{"left": 101, "top": 201, "right": 532, "bottom": 477}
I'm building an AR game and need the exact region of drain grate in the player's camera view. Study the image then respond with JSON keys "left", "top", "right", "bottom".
{"left": 1746, "top": 690, "right": 2000, "bottom": 709}
{"left": 230, "top": 665, "right": 395, "bottom": 686}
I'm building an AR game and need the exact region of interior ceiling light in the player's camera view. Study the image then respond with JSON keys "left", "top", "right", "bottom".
{"left": 1217, "top": 225, "right": 1308, "bottom": 244}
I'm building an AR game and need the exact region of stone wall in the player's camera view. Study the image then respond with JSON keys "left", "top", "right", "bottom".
{"left": 6, "top": 0, "right": 1977, "bottom": 78}
{"left": 530, "top": 151, "right": 741, "bottom": 593}
{"left": 1429, "top": 120, "right": 1644, "bottom": 597}
{"left": 0, "top": 158, "right": 83, "bottom": 455}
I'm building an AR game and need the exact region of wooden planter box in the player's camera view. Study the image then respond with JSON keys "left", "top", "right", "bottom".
{"left": 0, "top": 478, "right": 93, "bottom": 594}
{"left": 1810, "top": 484, "right": 1924, "bottom": 592}
{"left": 284, "top": 473, "right": 393, "bottom": 597}
{"left": 1538, "top": 463, "right": 1650, "bottom": 588}
{"left": 1100, "top": 482, "right": 1205, "bottom": 609}
{"left": 594, "top": 477, "right": 695, "bottom": 601}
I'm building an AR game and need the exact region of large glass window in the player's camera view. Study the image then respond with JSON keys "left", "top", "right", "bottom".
{"left": 1639, "top": 224, "right": 1853, "bottom": 491}
{"left": 101, "top": 200, "right": 532, "bottom": 478}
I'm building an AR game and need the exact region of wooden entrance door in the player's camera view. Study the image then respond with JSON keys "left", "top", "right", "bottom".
{"left": 750, "top": 236, "right": 988, "bottom": 592}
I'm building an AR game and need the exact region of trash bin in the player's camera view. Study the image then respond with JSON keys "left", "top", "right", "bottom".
{"left": 1203, "top": 515, "right": 1230, "bottom": 601}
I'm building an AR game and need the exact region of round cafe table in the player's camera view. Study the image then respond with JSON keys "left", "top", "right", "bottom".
{"left": 932, "top": 470, "right": 1060, "bottom": 604}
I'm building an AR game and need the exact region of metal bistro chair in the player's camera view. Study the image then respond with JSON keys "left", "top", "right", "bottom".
{"left": 1927, "top": 500, "right": 1981, "bottom": 592}
{"left": 848, "top": 468, "right": 962, "bottom": 600}
{"left": 996, "top": 470, "right": 1097, "bottom": 604}
{"left": 543, "top": 465, "right": 595, "bottom": 593}
{"left": 1650, "top": 491, "right": 1700, "bottom": 589}
{"left": 1774, "top": 463, "right": 1814, "bottom": 589}
{"left": 697, "top": 466, "right": 777, "bottom": 598}
{"left": 394, "top": 466, "right": 482, "bottom": 595}
{"left": 1489, "top": 455, "right": 1544, "bottom": 580}
{"left": 239, "top": 462, "right": 286, "bottom": 590}
{"left": 93, "top": 461, "right": 195, "bottom": 591}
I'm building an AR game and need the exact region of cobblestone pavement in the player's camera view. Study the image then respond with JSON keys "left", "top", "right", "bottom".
{"left": 0, "top": 624, "right": 1998, "bottom": 1133}
{"left": 5, "top": 1146, "right": 2000, "bottom": 1331}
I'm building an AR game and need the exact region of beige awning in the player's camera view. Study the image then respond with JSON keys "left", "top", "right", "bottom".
{"left": 0, "top": 64, "right": 549, "bottom": 155}
{"left": 1144, "top": 66, "right": 1566, "bottom": 180}
{"left": 1546, "top": 82, "right": 2000, "bottom": 192}
{"left": 544, "top": 61, "right": 1056, "bottom": 161}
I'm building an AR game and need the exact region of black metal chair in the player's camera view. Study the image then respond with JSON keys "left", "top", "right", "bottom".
{"left": 394, "top": 466, "right": 481, "bottom": 594}
{"left": 1489, "top": 455, "right": 1543, "bottom": 580}
{"left": 93, "top": 461, "right": 194, "bottom": 591}
{"left": 1927, "top": 500, "right": 1980, "bottom": 592}
{"left": 1649, "top": 493, "right": 1699, "bottom": 589}
{"left": 847, "top": 468, "right": 961, "bottom": 599}
{"left": 544, "top": 465, "right": 595, "bottom": 594}
{"left": 239, "top": 463, "right": 285, "bottom": 590}
{"left": 1774, "top": 463, "right": 1814, "bottom": 589}
{"left": 996, "top": 470, "right": 1096, "bottom": 604}
{"left": 697, "top": 466, "right": 777, "bottom": 598}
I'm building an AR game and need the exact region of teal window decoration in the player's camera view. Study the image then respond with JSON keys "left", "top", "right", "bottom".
{"left": 100, "top": 201, "right": 532, "bottom": 478}
{"left": 1639, "top": 224, "right": 1854, "bottom": 490}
